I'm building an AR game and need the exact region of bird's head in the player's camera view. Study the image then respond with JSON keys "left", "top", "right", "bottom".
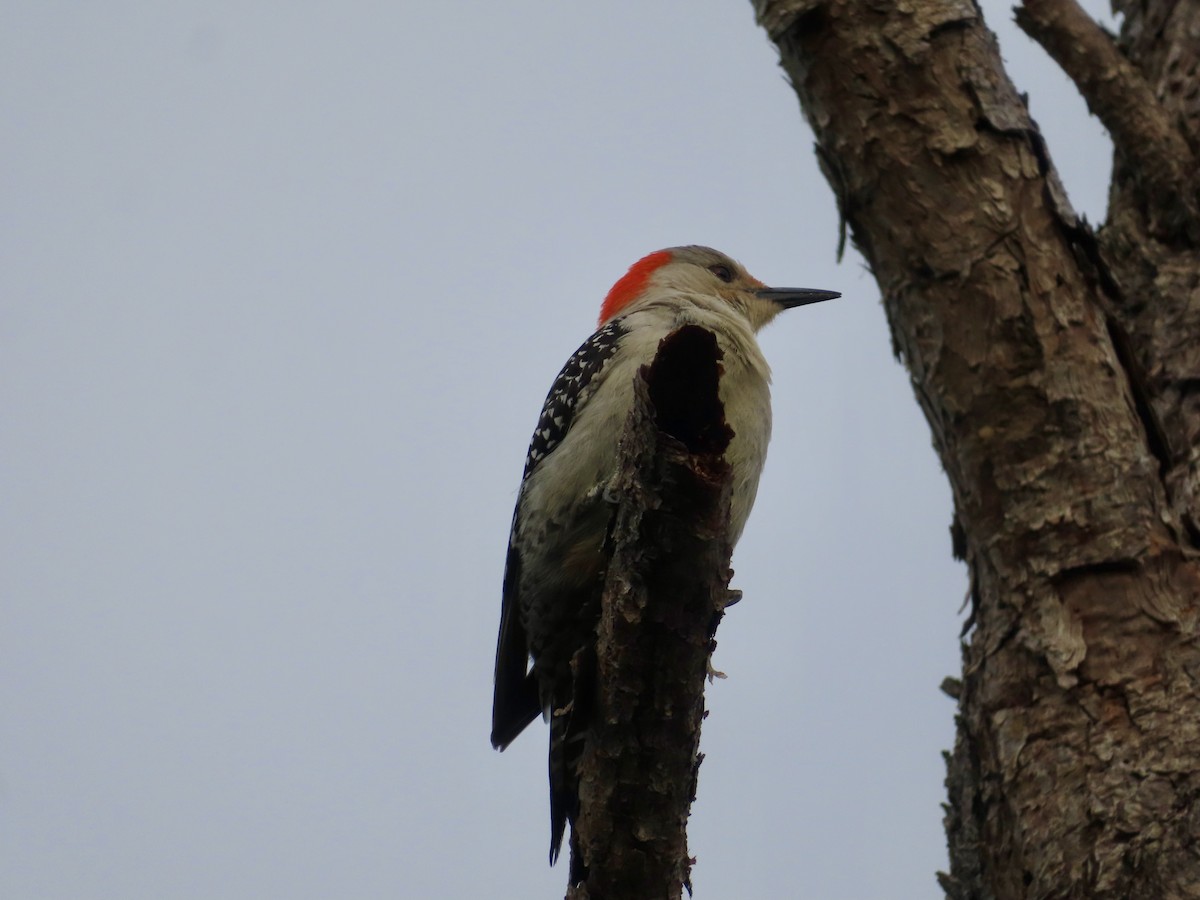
{"left": 597, "top": 245, "right": 839, "bottom": 331}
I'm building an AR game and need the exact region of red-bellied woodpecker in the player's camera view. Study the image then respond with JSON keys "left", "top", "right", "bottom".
{"left": 491, "top": 245, "right": 838, "bottom": 871}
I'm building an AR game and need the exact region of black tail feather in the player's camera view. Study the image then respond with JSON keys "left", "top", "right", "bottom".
{"left": 548, "top": 645, "right": 596, "bottom": 878}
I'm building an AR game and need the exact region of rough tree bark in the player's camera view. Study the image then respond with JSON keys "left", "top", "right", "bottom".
{"left": 567, "top": 326, "right": 735, "bottom": 899}
{"left": 751, "top": 0, "right": 1200, "bottom": 897}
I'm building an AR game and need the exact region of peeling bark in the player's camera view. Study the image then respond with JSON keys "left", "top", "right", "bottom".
{"left": 751, "top": 0, "right": 1200, "bottom": 896}
{"left": 568, "top": 326, "right": 734, "bottom": 900}
{"left": 1099, "top": 0, "right": 1200, "bottom": 547}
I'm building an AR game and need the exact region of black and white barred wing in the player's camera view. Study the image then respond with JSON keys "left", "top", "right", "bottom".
{"left": 518, "top": 318, "right": 627, "bottom": 481}
{"left": 491, "top": 318, "right": 628, "bottom": 749}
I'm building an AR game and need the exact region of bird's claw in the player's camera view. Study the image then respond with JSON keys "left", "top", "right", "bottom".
{"left": 552, "top": 700, "right": 574, "bottom": 718}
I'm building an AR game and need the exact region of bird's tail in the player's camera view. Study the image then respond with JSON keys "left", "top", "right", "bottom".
{"left": 548, "top": 647, "right": 596, "bottom": 883}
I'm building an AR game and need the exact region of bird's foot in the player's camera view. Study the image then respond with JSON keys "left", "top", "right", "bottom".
{"left": 552, "top": 700, "right": 574, "bottom": 718}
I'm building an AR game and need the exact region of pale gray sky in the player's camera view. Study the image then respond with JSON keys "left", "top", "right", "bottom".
{"left": 3, "top": 3, "right": 1112, "bottom": 898}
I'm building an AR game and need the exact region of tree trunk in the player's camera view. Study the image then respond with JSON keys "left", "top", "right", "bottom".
{"left": 751, "top": 0, "right": 1200, "bottom": 896}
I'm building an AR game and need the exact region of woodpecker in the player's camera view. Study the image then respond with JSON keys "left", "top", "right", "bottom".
{"left": 491, "top": 245, "right": 838, "bottom": 872}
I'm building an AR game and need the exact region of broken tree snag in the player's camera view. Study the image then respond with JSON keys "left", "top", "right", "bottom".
{"left": 569, "top": 325, "right": 734, "bottom": 900}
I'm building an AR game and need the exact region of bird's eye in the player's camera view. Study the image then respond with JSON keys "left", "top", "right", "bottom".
{"left": 708, "top": 264, "right": 734, "bottom": 283}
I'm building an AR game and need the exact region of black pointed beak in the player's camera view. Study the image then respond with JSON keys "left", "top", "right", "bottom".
{"left": 755, "top": 287, "right": 841, "bottom": 309}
